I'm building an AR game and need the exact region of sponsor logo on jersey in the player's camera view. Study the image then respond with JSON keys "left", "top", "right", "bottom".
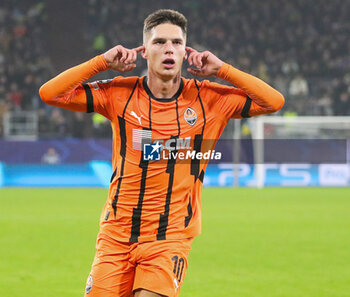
{"left": 85, "top": 275, "right": 93, "bottom": 294}
{"left": 184, "top": 107, "right": 197, "bottom": 126}
{"left": 157, "top": 137, "right": 191, "bottom": 151}
{"left": 133, "top": 129, "right": 152, "bottom": 151}
{"left": 133, "top": 129, "right": 190, "bottom": 152}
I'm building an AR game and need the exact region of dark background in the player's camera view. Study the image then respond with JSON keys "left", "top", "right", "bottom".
{"left": 0, "top": 0, "right": 349, "bottom": 138}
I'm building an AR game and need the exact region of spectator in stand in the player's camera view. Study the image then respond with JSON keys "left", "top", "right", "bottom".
{"left": 8, "top": 83, "right": 22, "bottom": 109}
{"left": 334, "top": 92, "right": 350, "bottom": 115}
{"left": 289, "top": 75, "right": 309, "bottom": 97}
{"left": 41, "top": 147, "right": 61, "bottom": 164}
{"left": 84, "top": 0, "right": 349, "bottom": 118}
{"left": 1, "top": 0, "right": 350, "bottom": 139}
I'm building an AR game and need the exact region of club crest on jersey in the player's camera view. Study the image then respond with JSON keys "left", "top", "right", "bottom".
{"left": 184, "top": 107, "right": 197, "bottom": 126}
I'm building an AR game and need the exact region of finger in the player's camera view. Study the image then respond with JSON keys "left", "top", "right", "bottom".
{"left": 187, "top": 52, "right": 196, "bottom": 66}
{"left": 202, "top": 51, "right": 210, "bottom": 59}
{"left": 120, "top": 64, "right": 136, "bottom": 72}
{"left": 187, "top": 67, "right": 201, "bottom": 76}
{"left": 185, "top": 46, "right": 196, "bottom": 53}
{"left": 115, "top": 46, "right": 123, "bottom": 60}
{"left": 125, "top": 64, "right": 137, "bottom": 71}
{"left": 127, "top": 50, "right": 136, "bottom": 64}
{"left": 189, "top": 53, "right": 200, "bottom": 68}
{"left": 123, "top": 51, "right": 130, "bottom": 64}
{"left": 129, "top": 46, "right": 144, "bottom": 63}
{"left": 132, "top": 50, "right": 138, "bottom": 63}
{"left": 186, "top": 47, "right": 197, "bottom": 65}
{"left": 201, "top": 51, "right": 210, "bottom": 64}
{"left": 125, "top": 50, "right": 134, "bottom": 64}
{"left": 187, "top": 54, "right": 192, "bottom": 65}
{"left": 194, "top": 53, "right": 203, "bottom": 69}
{"left": 134, "top": 45, "right": 145, "bottom": 53}
{"left": 130, "top": 50, "right": 137, "bottom": 64}
{"left": 124, "top": 49, "right": 135, "bottom": 64}
{"left": 119, "top": 48, "right": 128, "bottom": 63}
{"left": 127, "top": 50, "right": 134, "bottom": 64}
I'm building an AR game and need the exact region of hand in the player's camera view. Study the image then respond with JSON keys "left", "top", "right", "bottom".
{"left": 104, "top": 45, "right": 144, "bottom": 72}
{"left": 186, "top": 46, "right": 223, "bottom": 77}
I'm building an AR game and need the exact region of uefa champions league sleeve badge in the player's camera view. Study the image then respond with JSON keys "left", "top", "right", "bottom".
{"left": 85, "top": 275, "right": 93, "bottom": 294}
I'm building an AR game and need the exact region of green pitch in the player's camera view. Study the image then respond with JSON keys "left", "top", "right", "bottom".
{"left": 1, "top": 188, "right": 350, "bottom": 297}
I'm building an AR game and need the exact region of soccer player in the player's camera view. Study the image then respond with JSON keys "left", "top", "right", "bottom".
{"left": 39, "top": 9, "right": 284, "bottom": 297}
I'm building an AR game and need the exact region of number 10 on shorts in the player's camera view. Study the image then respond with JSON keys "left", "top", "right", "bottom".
{"left": 172, "top": 255, "right": 185, "bottom": 284}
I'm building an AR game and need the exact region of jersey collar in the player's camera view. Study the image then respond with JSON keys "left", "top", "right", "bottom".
{"left": 142, "top": 76, "right": 184, "bottom": 102}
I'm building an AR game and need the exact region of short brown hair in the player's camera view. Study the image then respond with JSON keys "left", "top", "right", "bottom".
{"left": 143, "top": 9, "right": 187, "bottom": 37}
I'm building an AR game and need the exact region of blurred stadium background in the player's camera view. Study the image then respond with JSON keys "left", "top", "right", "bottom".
{"left": 1, "top": 0, "right": 350, "bottom": 187}
{"left": 0, "top": 1, "right": 350, "bottom": 296}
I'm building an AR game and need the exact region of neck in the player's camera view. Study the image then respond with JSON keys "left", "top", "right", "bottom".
{"left": 147, "top": 72, "right": 181, "bottom": 99}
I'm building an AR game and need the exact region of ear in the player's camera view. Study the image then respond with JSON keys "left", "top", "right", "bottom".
{"left": 141, "top": 48, "right": 147, "bottom": 59}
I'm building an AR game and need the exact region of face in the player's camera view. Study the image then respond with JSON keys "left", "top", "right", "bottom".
{"left": 143, "top": 23, "right": 186, "bottom": 80}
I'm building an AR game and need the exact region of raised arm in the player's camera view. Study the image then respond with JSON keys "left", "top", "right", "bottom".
{"left": 39, "top": 45, "right": 144, "bottom": 112}
{"left": 186, "top": 46, "right": 284, "bottom": 116}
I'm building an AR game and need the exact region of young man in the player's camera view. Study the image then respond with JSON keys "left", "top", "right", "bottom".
{"left": 40, "top": 9, "right": 284, "bottom": 297}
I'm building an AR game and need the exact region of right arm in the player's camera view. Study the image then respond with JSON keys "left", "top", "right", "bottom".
{"left": 39, "top": 45, "right": 144, "bottom": 115}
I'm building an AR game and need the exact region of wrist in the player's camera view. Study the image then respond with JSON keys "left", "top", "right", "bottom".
{"left": 89, "top": 54, "right": 110, "bottom": 74}
{"left": 214, "top": 61, "right": 224, "bottom": 76}
{"left": 216, "top": 62, "right": 231, "bottom": 80}
{"left": 98, "top": 54, "right": 110, "bottom": 70}
{"left": 102, "top": 53, "right": 112, "bottom": 68}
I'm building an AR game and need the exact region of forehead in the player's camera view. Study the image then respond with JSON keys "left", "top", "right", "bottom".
{"left": 148, "top": 23, "right": 185, "bottom": 40}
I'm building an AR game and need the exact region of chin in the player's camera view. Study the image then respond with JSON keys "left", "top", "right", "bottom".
{"left": 158, "top": 69, "right": 180, "bottom": 80}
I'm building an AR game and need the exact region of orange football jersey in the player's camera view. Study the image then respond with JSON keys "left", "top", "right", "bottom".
{"left": 78, "top": 76, "right": 248, "bottom": 242}
{"left": 39, "top": 55, "right": 284, "bottom": 243}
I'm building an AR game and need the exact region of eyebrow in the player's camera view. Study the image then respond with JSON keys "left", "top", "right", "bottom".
{"left": 153, "top": 37, "right": 184, "bottom": 43}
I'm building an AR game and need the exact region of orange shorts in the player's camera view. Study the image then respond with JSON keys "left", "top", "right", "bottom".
{"left": 84, "top": 233, "right": 194, "bottom": 297}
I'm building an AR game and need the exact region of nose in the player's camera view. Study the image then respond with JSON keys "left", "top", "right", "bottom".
{"left": 164, "top": 41, "right": 174, "bottom": 54}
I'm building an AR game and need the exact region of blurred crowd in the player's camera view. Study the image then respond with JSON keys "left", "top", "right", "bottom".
{"left": 0, "top": 1, "right": 54, "bottom": 137}
{"left": 0, "top": 0, "right": 349, "bottom": 138}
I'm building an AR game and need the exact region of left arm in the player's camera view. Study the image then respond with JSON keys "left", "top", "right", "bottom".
{"left": 186, "top": 47, "right": 285, "bottom": 116}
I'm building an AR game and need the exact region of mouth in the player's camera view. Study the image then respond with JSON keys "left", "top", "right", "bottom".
{"left": 162, "top": 58, "right": 175, "bottom": 69}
